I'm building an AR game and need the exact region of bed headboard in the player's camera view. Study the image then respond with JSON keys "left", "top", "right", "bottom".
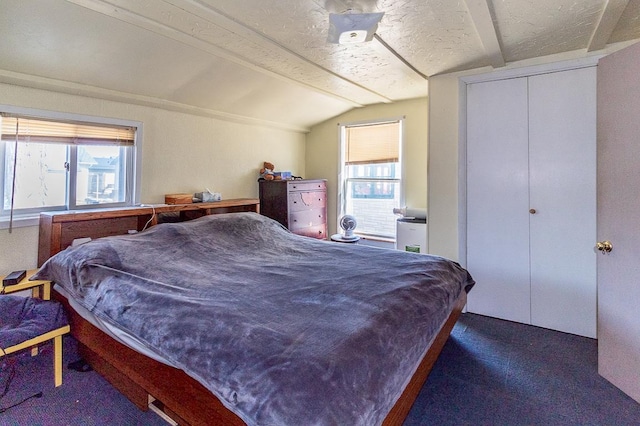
{"left": 37, "top": 199, "right": 260, "bottom": 266}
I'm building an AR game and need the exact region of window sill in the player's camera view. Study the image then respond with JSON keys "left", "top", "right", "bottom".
{"left": 358, "top": 236, "right": 395, "bottom": 249}
{"left": 0, "top": 215, "right": 40, "bottom": 230}
{"left": 357, "top": 234, "right": 395, "bottom": 243}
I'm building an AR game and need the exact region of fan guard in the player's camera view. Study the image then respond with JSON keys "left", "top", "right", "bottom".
{"left": 339, "top": 215, "right": 358, "bottom": 240}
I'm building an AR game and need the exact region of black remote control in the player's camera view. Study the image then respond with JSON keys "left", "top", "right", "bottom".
{"left": 3, "top": 270, "right": 27, "bottom": 286}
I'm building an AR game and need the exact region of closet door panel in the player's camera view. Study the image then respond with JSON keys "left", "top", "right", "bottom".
{"left": 466, "top": 77, "right": 531, "bottom": 323}
{"left": 528, "top": 68, "right": 597, "bottom": 337}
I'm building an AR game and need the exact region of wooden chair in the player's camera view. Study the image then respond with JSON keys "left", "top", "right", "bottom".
{"left": 1, "top": 271, "right": 70, "bottom": 387}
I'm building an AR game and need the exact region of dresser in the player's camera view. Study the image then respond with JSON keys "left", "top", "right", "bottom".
{"left": 259, "top": 179, "right": 327, "bottom": 239}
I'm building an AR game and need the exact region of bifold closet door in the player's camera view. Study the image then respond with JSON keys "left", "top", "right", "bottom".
{"left": 466, "top": 77, "right": 531, "bottom": 324}
{"left": 528, "top": 68, "right": 597, "bottom": 338}
{"left": 466, "top": 68, "right": 597, "bottom": 337}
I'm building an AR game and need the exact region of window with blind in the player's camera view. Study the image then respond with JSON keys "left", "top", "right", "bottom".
{"left": 1, "top": 110, "right": 139, "bottom": 224}
{"left": 340, "top": 119, "right": 403, "bottom": 239}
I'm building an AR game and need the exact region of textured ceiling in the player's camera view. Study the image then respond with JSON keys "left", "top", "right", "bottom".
{"left": 0, "top": 0, "right": 639, "bottom": 131}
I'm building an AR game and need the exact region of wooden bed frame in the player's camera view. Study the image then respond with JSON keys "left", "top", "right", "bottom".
{"left": 39, "top": 199, "right": 467, "bottom": 425}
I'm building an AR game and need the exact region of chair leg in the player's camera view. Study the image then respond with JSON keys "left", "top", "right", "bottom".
{"left": 54, "top": 335, "right": 63, "bottom": 387}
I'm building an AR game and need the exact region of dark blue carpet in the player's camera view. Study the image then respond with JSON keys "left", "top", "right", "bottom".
{"left": 0, "top": 337, "right": 166, "bottom": 426}
{"left": 1, "top": 313, "right": 639, "bottom": 425}
{"left": 406, "top": 313, "right": 640, "bottom": 425}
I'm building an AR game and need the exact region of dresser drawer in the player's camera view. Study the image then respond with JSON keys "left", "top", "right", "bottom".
{"left": 292, "top": 224, "right": 327, "bottom": 239}
{"left": 288, "top": 191, "right": 326, "bottom": 212}
{"left": 288, "top": 181, "right": 326, "bottom": 192}
{"left": 289, "top": 209, "right": 326, "bottom": 230}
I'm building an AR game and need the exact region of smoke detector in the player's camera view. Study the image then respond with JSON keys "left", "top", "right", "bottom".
{"left": 327, "top": 12, "right": 384, "bottom": 44}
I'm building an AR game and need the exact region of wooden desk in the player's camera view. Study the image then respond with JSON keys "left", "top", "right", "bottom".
{"left": 37, "top": 198, "right": 260, "bottom": 266}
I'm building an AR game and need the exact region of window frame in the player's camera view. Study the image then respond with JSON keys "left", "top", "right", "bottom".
{"left": 0, "top": 105, "right": 143, "bottom": 229}
{"left": 338, "top": 117, "right": 405, "bottom": 240}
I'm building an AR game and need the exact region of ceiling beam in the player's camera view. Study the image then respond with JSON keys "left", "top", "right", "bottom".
{"left": 0, "top": 69, "right": 311, "bottom": 133}
{"left": 464, "top": 0, "right": 505, "bottom": 69}
{"left": 588, "top": 0, "right": 630, "bottom": 52}
{"left": 65, "top": 0, "right": 390, "bottom": 105}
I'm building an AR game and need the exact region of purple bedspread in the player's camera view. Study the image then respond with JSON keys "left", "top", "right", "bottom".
{"left": 33, "top": 212, "right": 474, "bottom": 426}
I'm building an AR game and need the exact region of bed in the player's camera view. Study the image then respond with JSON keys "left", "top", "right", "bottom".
{"left": 34, "top": 206, "right": 474, "bottom": 425}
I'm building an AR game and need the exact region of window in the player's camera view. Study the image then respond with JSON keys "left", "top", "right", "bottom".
{"left": 339, "top": 119, "right": 403, "bottom": 239}
{"left": 1, "top": 110, "right": 140, "bottom": 227}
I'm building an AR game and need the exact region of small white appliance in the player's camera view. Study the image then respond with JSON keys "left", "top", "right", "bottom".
{"left": 395, "top": 208, "right": 428, "bottom": 253}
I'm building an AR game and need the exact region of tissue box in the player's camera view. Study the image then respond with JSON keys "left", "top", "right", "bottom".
{"left": 165, "top": 193, "right": 193, "bottom": 204}
{"left": 196, "top": 192, "right": 221, "bottom": 202}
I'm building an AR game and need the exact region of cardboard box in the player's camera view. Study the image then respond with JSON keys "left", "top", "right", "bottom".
{"left": 165, "top": 193, "right": 193, "bottom": 204}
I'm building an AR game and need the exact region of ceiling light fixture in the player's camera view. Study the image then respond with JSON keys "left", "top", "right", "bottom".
{"left": 327, "top": 12, "right": 384, "bottom": 44}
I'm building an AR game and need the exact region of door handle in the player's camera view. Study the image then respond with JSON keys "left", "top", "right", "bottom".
{"left": 596, "top": 241, "right": 613, "bottom": 254}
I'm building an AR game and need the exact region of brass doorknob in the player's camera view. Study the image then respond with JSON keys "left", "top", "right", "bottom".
{"left": 529, "top": 209, "right": 536, "bottom": 214}
{"left": 596, "top": 241, "right": 613, "bottom": 254}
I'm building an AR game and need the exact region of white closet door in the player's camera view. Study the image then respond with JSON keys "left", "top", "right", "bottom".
{"left": 528, "top": 68, "right": 597, "bottom": 337}
{"left": 466, "top": 77, "right": 531, "bottom": 323}
{"left": 597, "top": 41, "right": 640, "bottom": 403}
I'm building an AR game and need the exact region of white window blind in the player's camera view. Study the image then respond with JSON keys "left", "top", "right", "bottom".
{"left": 1, "top": 115, "right": 135, "bottom": 145}
{"left": 345, "top": 121, "right": 400, "bottom": 165}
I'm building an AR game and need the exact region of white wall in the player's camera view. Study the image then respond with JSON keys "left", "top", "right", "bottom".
{"left": 427, "top": 43, "right": 635, "bottom": 262}
{"left": 427, "top": 75, "right": 462, "bottom": 261}
{"left": 0, "top": 83, "right": 306, "bottom": 273}
{"left": 305, "top": 97, "right": 428, "bottom": 235}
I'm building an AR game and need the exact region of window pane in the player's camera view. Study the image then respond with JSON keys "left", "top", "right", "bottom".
{"left": 344, "top": 161, "right": 399, "bottom": 237}
{"left": 3, "top": 142, "right": 67, "bottom": 210}
{"left": 347, "top": 162, "right": 397, "bottom": 178}
{"left": 345, "top": 179, "right": 400, "bottom": 238}
{"left": 76, "top": 145, "right": 127, "bottom": 205}
{"left": 350, "top": 181, "right": 396, "bottom": 199}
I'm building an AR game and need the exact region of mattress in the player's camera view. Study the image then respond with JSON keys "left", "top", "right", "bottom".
{"left": 35, "top": 212, "right": 474, "bottom": 426}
